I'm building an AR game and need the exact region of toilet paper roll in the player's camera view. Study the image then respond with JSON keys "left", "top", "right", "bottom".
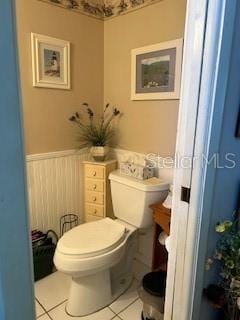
{"left": 165, "top": 236, "right": 172, "bottom": 253}
{"left": 158, "top": 232, "right": 168, "bottom": 246}
{"left": 162, "top": 184, "right": 173, "bottom": 209}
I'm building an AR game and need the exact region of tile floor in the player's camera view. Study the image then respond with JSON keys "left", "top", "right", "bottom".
{"left": 35, "top": 259, "right": 151, "bottom": 320}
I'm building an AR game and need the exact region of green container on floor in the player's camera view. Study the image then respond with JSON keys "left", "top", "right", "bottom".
{"left": 32, "top": 230, "right": 58, "bottom": 281}
{"left": 33, "top": 244, "right": 56, "bottom": 281}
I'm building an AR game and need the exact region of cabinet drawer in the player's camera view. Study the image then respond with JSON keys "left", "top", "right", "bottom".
{"left": 86, "top": 191, "right": 104, "bottom": 205}
{"left": 85, "top": 204, "right": 104, "bottom": 217}
{"left": 85, "top": 214, "right": 102, "bottom": 223}
{"left": 85, "top": 165, "right": 104, "bottom": 179}
{"left": 85, "top": 179, "right": 104, "bottom": 192}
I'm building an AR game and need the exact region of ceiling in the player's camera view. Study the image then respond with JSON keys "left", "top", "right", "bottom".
{"left": 39, "top": 0, "right": 163, "bottom": 20}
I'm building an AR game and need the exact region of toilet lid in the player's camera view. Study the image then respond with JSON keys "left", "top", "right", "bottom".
{"left": 57, "top": 218, "right": 126, "bottom": 257}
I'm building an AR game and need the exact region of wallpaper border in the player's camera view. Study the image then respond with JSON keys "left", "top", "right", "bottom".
{"left": 38, "top": 0, "right": 163, "bottom": 20}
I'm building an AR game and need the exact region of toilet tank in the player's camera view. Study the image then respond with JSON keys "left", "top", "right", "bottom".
{"left": 109, "top": 170, "right": 169, "bottom": 228}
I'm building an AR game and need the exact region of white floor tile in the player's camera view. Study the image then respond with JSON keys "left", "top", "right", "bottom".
{"left": 109, "top": 279, "right": 140, "bottom": 314}
{"left": 38, "top": 314, "right": 51, "bottom": 320}
{"left": 35, "top": 271, "right": 71, "bottom": 311}
{"left": 35, "top": 300, "right": 45, "bottom": 318}
{"left": 49, "top": 302, "right": 115, "bottom": 320}
{"left": 119, "top": 299, "right": 143, "bottom": 320}
{"left": 133, "top": 259, "right": 151, "bottom": 281}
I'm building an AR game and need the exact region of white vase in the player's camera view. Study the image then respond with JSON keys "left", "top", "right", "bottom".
{"left": 90, "top": 146, "right": 109, "bottom": 161}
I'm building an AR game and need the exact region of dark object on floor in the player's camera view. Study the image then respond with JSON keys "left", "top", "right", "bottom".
{"left": 32, "top": 230, "right": 58, "bottom": 281}
{"left": 139, "top": 271, "right": 167, "bottom": 320}
{"left": 142, "top": 271, "right": 166, "bottom": 297}
{"left": 203, "top": 284, "right": 240, "bottom": 320}
{"left": 60, "top": 214, "right": 79, "bottom": 236}
{"left": 203, "top": 284, "right": 227, "bottom": 309}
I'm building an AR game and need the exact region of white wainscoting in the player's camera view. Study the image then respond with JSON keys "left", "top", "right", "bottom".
{"left": 26, "top": 149, "right": 88, "bottom": 235}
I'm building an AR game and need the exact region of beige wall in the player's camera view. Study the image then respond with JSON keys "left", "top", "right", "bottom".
{"left": 104, "top": 0, "right": 186, "bottom": 156}
{"left": 16, "top": 0, "right": 104, "bottom": 155}
{"left": 16, "top": 0, "right": 186, "bottom": 156}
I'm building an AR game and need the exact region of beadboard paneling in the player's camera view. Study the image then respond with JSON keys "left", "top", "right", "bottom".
{"left": 26, "top": 150, "right": 88, "bottom": 235}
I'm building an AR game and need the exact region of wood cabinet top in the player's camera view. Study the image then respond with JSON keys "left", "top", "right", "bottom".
{"left": 83, "top": 159, "right": 117, "bottom": 166}
{"left": 149, "top": 202, "right": 171, "bottom": 216}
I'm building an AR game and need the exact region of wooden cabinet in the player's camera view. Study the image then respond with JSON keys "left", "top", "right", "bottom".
{"left": 83, "top": 160, "right": 117, "bottom": 222}
{"left": 149, "top": 202, "right": 171, "bottom": 271}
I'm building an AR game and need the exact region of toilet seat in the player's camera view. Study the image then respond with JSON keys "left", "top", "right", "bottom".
{"left": 57, "top": 218, "right": 126, "bottom": 258}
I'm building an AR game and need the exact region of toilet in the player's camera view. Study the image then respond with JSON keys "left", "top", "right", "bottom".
{"left": 54, "top": 169, "right": 169, "bottom": 316}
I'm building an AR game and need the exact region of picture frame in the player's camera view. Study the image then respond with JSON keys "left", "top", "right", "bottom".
{"left": 131, "top": 39, "right": 183, "bottom": 100}
{"left": 31, "top": 33, "right": 70, "bottom": 90}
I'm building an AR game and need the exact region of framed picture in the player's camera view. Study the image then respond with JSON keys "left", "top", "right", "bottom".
{"left": 131, "top": 39, "right": 183, "bottom": 100}
{"left": 31, "top": 33, "right": 70, "bottom": 90}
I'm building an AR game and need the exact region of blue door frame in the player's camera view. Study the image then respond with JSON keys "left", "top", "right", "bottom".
{"left": 0, "top": 1, "right": 35, "bottom": 319}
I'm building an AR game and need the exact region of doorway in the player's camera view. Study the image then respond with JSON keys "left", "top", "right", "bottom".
{"left": 1, "top": 0, "right": 238, "bottom": 319}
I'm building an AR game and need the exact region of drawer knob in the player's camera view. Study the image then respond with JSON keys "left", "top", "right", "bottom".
{"left": 93, "top": 184, "right": 97, "bottom": 190}
{"left": 92, "top": 197, "right": 97, "bottom": 202}
{"left": 93, "top": 171, "right": 97, "bottom": 176}
{"left": 94, "top": 209, "right": 97, "bottom": 215}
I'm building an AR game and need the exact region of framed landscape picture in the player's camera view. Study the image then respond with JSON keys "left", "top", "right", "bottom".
{"left": 31, "top": 33, "right": 70, "bottom": 90}
{"left": 131, "top": 39, "right": 183, "bottom": 100}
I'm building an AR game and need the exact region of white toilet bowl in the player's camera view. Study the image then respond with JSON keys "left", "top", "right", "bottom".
{"left": 54, "top": 218, "right": 137, "bottom": 316}
{"left": 54, "top": 170, "right": 169, "bottom": 316}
